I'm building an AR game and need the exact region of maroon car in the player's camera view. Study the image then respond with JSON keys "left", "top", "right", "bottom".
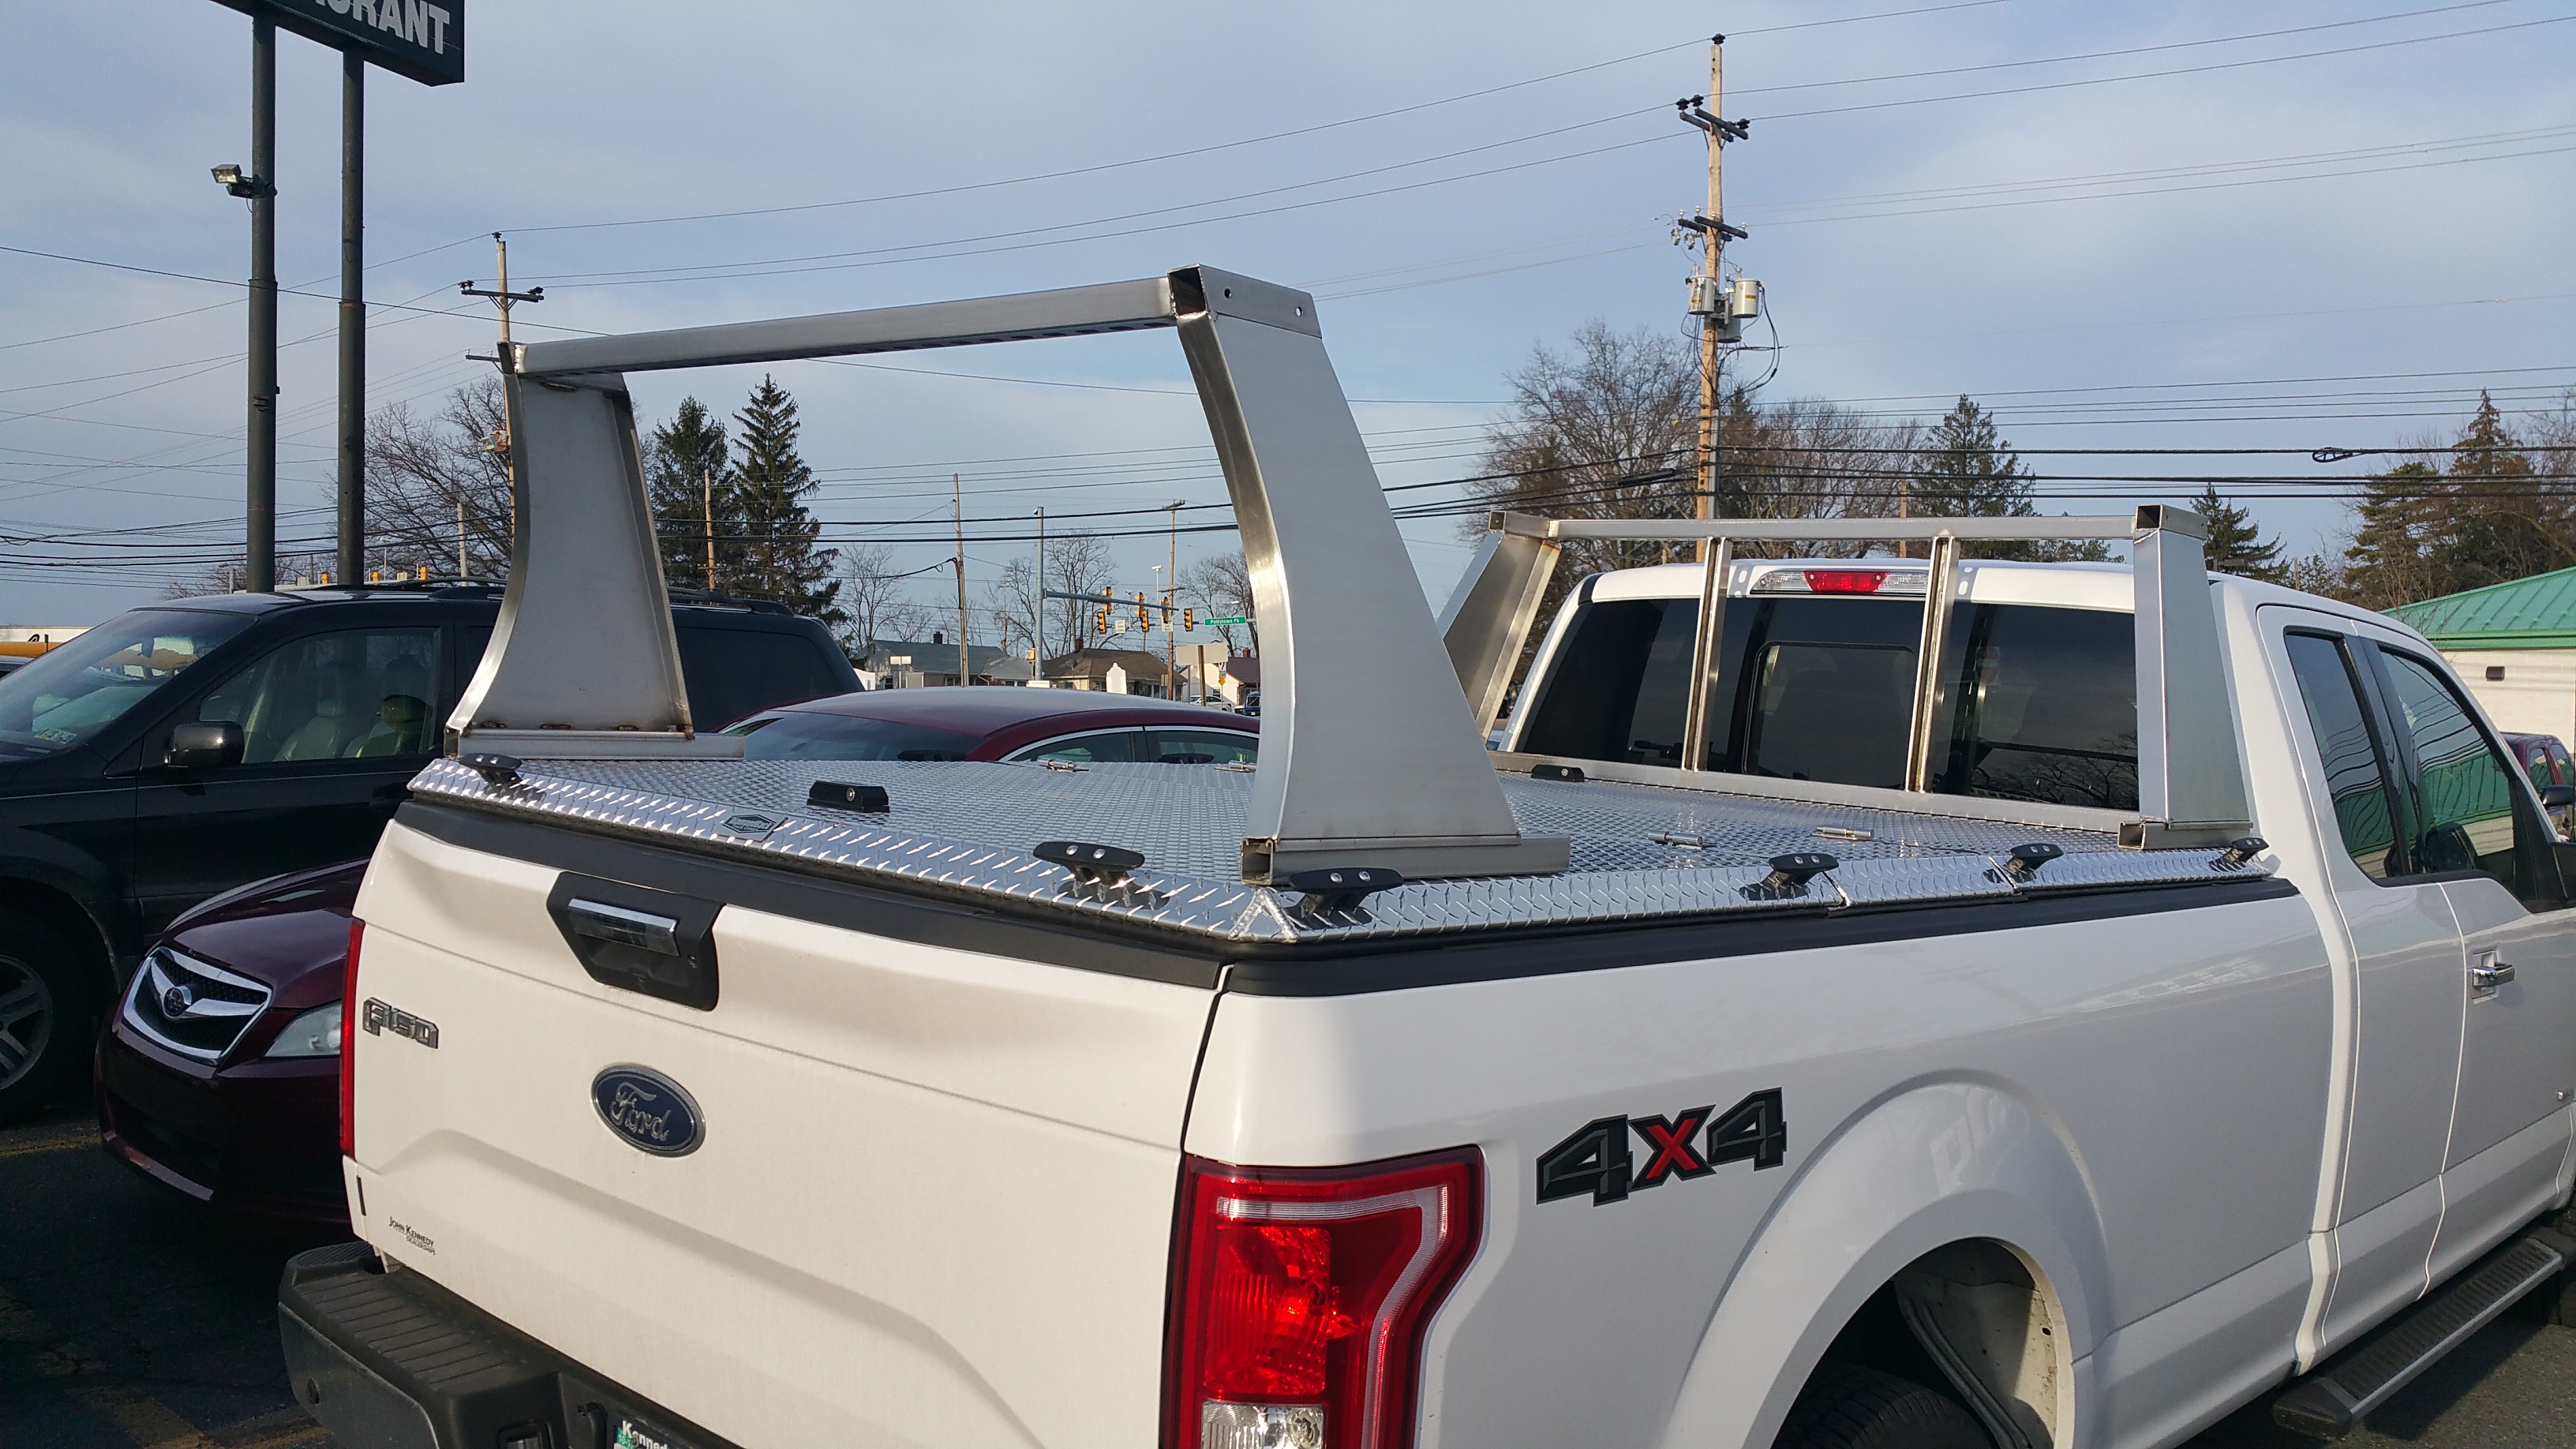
{"left": 92, "top": 688, "right": 1254, "bottom": 1224}
{"left": 95, "top": 859, "right": 360, "bottom": 1226}
{"left": 721, "top": 684, "right": 1259, "bottom": 764}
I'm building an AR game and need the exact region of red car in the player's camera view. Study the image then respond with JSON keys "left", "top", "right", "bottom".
{"left": 721, "top": 684, "right": 1258, "bottom": 763}
{"left": 92, "top": 688, "right": 1255, "bottom": 1224}
{"left": 95, "top": 859, "right": 360, "bottom": 1226}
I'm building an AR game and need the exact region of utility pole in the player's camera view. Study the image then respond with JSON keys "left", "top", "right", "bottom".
{"left": 245, "top": 14, "right": 278, "bottom": 592}
{"left": 459, "top": 234, "right": 541, "bottom": 347}
{"left": 1033, "top": 506, "right": 1046, "bottom": 682}
{"left": 1676, "top": 39, "right": 1750, "bottom": 560}
{"left": 335, "top": 50, "right": 365, "bottom": 590}
{"left": 461, "top": 234, "right": 541, "bottom": 579}
{"left": 953, "top": 473, "right": 971, "bottom": 686}
{"left": 702, "top": 467, "right": 717, "bottom": 589}
{"left": 1165, "top": 501, "right": 1180, "bottom": 701}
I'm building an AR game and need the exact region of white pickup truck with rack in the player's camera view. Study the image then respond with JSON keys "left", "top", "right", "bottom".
{"left": 279, "top": 267, "right": 2576, "bottom": 1449}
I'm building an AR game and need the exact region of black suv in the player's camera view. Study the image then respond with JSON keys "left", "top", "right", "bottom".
{"left": 0, "top": 582, "right": 855, "bottom": 1120}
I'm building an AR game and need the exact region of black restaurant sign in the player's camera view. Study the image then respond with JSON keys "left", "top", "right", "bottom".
{"left": 212, "top": 0, "right": 464, "bottom": 86}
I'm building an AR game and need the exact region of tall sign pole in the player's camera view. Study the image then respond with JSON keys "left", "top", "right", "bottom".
{"left": 336, "top": 51, "right": 365, "bottom": 586}
{"left": 210, "top": 0, "right": 465, "bottom": 591}
{"left": 245, "top": 15, "right": 278, "bottom": 592}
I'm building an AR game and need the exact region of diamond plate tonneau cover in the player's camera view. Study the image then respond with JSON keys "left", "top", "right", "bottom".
{"left": 403, "top": 756, "right": 2273, "bottom": 946}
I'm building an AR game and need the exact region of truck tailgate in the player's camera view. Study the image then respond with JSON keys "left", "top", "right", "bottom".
{"left": 345, "top": 814, "right": 1214, "bottom": 1447}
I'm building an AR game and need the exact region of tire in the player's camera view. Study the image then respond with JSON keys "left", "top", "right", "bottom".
{"left": 0, "top": 910, "right": 95, "bottom": 1126}
{"left": 1774, "top": 1360, "right": 1994, "bottom": 1449}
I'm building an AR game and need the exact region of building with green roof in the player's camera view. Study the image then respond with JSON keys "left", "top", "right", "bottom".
{"left": 2387, "top": 565, "right": 2576, "bottom": 740}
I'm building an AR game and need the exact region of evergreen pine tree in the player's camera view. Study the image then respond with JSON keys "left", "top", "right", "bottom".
{"left": 1910, "top": 396, "right": 2106, "bottom": 560}
{"left": 2434, "top": 391, "right": 2552, "bottom": 593}
{"left": 2342, "top": 460, "right": 2442, "bottom": 609}
{"left": 731, "top": 376, "right": 844, "bottom": 623}
{"left": 2191, "top": 482, "right": 2285, "bottom": 582}
{"left": 644, "top": 398, "right": 734, "bottom": 592}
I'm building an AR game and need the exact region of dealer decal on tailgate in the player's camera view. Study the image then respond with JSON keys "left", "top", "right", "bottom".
{"left": 1535, "top": 1088, "right": 1785, "bottom": 1206}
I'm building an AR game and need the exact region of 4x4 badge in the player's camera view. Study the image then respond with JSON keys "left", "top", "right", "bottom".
{"left": 1535, "top": 1088, "right": 1785, "bottom": 1206}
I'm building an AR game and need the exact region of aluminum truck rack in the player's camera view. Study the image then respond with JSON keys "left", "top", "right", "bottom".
{"left": 452, "top": 262, "right": 2252, "bottom": 893}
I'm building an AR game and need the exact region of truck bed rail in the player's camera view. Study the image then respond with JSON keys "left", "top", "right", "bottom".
{"left": 405, "top": 755, "right": 2273, "bottom": 948}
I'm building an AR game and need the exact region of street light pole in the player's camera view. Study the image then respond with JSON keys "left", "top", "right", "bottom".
{"left": 245, "top": 15, "right": 278, "bottom": 593}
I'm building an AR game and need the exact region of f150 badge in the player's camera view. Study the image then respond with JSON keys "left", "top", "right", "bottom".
{"left": 361, "top": 998, "right": 438, "bottom": 1049}
{"left": 1536, "top": 1089, "right": 1784, "bottom": 1206}
{"left": 592, "top": 1065, "right": 706, "bottom": 1158}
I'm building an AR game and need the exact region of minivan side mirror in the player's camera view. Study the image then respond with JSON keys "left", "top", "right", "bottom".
{"left": 2542, "top": 783, "right": 2575, "bottom": 810}
{"left": 165, "top": 721, "right": 245, "bottom": 771}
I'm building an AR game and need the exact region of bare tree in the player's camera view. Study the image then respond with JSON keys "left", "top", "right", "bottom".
{"left": 1468, "top": 322, "right": 1699, "bottom": 576}
{"left": 365, "top": 376, "right": 514, "bottom": 578}
{"left": 837, "top": 543, "right": 927, "bottom": 650}
{"left": 1032, "top": 530, "right": 1117, "bottom": 658}
{"left": 1178, "top": 550, "right": 1255, "bottom": 653}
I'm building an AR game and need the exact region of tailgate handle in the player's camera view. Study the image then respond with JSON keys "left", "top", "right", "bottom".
{"left": 545, "top": 874, "right": 721, "bottom": 1011}
{"left": 564, "top": 899, "right": 682, "bottom": 956}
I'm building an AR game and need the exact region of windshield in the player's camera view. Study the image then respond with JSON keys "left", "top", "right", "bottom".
{"left": 0, "top": 609, "right": 253, "bottom": 759}
{"left": 724, "top": 710, "right": 981, "bottom": 762}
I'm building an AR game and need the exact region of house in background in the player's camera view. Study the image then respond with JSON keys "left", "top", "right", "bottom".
{"left": 2387, "top": 566, "right": 2576, "bottom": 739}
{"left": 855, "top": 635, "right": 1033, "bottom": 688}
{"left": 1041, "top": 647, "right": 1176, "bottom": 696}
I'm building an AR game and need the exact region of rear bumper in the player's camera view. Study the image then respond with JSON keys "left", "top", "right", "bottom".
{"left": 279, "top": 1243, "right": 743, "bottom": 1449}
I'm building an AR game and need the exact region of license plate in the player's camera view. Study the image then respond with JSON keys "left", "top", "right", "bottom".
{"left": 605, "top": 1410, "right": 700, "bottom": 1449}
{"left": 575, "top": 1398, "right": 709, "bottom": 1449}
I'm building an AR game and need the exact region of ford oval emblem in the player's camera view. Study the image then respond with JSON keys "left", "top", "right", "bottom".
{"left": 590, "top": 1065, "right": 705, "bottom": 1157}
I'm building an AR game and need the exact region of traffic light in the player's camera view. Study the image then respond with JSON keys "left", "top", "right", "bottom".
{"left": 1136, "top": 592, "right": 1150, "bottom": 630}
{"left": 1182, "top": 608, "right": 1194, "bottom": 631}
{"left": 1095, "top": 605, "right": 1109, "bottom": 633}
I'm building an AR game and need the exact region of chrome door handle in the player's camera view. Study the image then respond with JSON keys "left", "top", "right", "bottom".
{"left": 2471, "top": 961, "right": 2518, "bottom": 993}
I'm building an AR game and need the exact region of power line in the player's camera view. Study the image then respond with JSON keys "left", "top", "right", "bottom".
{"left": 1728, "top": 0, "right": 2528, "bottom": 97}
{"left": 1754, "top": 13, "right": 2576, "bottom": 122}
{"left": 499, "top": 1, "right": 2015, "bottom": 238}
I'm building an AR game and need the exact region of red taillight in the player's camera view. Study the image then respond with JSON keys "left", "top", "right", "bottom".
{"left": 1803, "top": 568, "right": 1889, "bottom": 593}
{"left": 1164, "top": 1148, "right": 1481, "bottom": 1449}
{"left": 338, "top": 918, "right": 363, "bottom": 1158}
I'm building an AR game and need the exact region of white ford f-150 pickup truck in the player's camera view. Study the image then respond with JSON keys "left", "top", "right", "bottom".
{"left": 279, "top": 268, "right": 2576, "bottom": 1449}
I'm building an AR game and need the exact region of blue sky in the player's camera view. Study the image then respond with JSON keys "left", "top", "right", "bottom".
{"left": 4, "top": 0, "right": 2571, "bottom": 627}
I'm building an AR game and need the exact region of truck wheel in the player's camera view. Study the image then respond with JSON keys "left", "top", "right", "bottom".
{"left": 0, "top": 911, "right": 92, "bottom": 1126}
{"left": 1774, "top": 1360, "right": 1993, "bottom": 1449}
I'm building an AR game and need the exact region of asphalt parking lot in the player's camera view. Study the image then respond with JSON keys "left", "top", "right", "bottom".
{"left": 4, "top": 1095, "right": 2575, "bottom": 1449}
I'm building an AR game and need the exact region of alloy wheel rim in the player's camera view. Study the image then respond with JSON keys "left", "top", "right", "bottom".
{"left": 0, "top": 955, "right": 52, "bottom": 1091}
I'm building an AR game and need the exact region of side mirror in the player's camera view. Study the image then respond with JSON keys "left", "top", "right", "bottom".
{"left": 2540, "top": 783, "right": 2574, "bottom": 809}
{"left": 165, "top": 720, "right": 244, "bottom": 771}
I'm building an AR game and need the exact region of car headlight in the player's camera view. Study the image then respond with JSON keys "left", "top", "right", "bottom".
{"left": 263, "top": 1002, "right": 343, "bottom": 1059}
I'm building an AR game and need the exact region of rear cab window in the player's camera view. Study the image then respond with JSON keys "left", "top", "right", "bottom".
{"left": 1515, "top": 587, "right": 2139, "bottom": 810}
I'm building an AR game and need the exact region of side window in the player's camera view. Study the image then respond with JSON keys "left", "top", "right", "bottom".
{"left": 192, "top": 628, "right": 440, "bottom": 765}
{"left": 676, "top": 627, "right": 850, "bottom": 732}
{"left": 1144, "top": 729, "right": 1257, "bottom": 765}
{"left": 2283, "top": 633, "right": 2405, "bottom": 881}
{"left": 2376, "top": 650, "right": 2549, "bottom": 900}
{"left": 1010, "top": 729, "right": 1142, "bottom": 764}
